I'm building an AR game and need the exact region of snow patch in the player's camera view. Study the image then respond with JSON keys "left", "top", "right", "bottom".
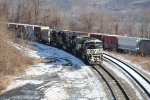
{"left": 1, "top": 42, "right": 107, "bottom": 100}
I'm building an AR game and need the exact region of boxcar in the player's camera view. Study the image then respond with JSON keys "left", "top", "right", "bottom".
{"left": 40, "top": 26, "right": 51, "bottom": 43}
{"left": 139, "top": 39, "right": 150, "bottom": 55}
{"left": 102, "top": 34, "right": 118, "bottom": 50}
{"left": 90, "top": 33, "right": 118, "bottom": 50}
{"left": 117, "top": 36, "right": 140, "bottom": 52}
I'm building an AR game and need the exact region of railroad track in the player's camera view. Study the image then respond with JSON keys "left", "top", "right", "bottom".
{"left": 103, "top": 53, "right": 150, "bottom": 99}
{"left": 91, "top": 65, "right": 129, "bottom": 100}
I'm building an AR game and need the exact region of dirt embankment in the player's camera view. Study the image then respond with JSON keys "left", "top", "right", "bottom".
{"left": 0, "top": 26, "right": 35, "bottom": 93}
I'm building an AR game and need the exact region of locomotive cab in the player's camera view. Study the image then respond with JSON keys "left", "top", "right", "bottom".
{"left": 83, "top": 39, "right": 103, "bottom": 64}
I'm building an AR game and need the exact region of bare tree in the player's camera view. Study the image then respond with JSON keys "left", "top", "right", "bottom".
{"left": 122, "top": 21, "right": 135, "bottom": 36}
{"left": 41, "top": 6, "right": 68, "bottom": 29}
{"left": 140, "top": 9, "right": 150, "bottom": 38}
{"left": 78, "top": 11, "right": 98, "bottom": 32}
{"left": 31, "top": 0, "right": 43, "bottom": 24}
{"left": 13, "top": 0, "right": 45, "bottom": 24}
{"left": 0, "top": 0, "right": 11, "bottom": 21}
{"left": 97, "top": 11, "right": 106, "bottom": 33}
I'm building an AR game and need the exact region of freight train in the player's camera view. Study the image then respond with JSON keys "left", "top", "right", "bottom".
{"left": 3, "top": 22, "right": 103, "bottom": 64}
{"left": 2, "top": 22, "right": 150, "bottom": 59}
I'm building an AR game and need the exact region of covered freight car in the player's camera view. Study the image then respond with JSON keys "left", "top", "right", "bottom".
{"left": 90, "top": 33, "right": 118, "bottom": 50}
{"left": 102, "top": 34, "right": 118, "bottom": 50}
{"left": 117, "top": 36, "right": 140, "bottom": 52}
{"left": 139, "top": 39, "right": 150, "bottom": 55}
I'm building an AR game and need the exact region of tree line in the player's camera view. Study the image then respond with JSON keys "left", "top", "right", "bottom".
{"left": 0, "top": 0, "right": 150, "bottom": 38}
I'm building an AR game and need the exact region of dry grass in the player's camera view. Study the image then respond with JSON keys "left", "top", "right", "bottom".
{"left": 0, "top": 76, "right": 13, "bottom": 93}
{"left": 107, "top": 51, "right": 150, "bottom": 72}
{"left": 124, "top": 54, "right": 150, "bottom": 71}
{"left": 0, "top": 25, "right": 34, "bottom": 93}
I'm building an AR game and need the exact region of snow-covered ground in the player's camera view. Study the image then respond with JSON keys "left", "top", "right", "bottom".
{"left": 0, "top": 42, "right": 107, "bottom": 100}
{"left": 104, "top": 51, "right": 150, "bottom": 76}
{"left": 103, "top": 52, "right": 150, "bottom": 99}
{"left": 103, "top": 58, "right": 143, "bottom": 99}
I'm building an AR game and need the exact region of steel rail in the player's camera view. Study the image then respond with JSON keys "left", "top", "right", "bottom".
{"left": 104, "top": 54, "right": 150, "bottom": 98}
{"left": 91, "top": 65, "right": 117, "bottom": 100}
{"left": 98, "top": 64, "right": 129, "bottom": 100}
{"left": 104, "top": 53, "right": 150, "bottom": 84}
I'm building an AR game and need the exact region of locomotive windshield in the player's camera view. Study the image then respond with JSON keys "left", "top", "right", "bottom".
{"left": 85, "top": 42, "right": 103, "bottom": 49}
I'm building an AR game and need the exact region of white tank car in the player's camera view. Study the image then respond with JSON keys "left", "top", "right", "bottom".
{"left": 117, "top": 36, "right": 141, "bottom": 52}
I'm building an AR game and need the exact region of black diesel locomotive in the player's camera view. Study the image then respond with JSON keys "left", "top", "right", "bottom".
{"left": 50, "top": 30, "right": 103, "bottom": 64}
